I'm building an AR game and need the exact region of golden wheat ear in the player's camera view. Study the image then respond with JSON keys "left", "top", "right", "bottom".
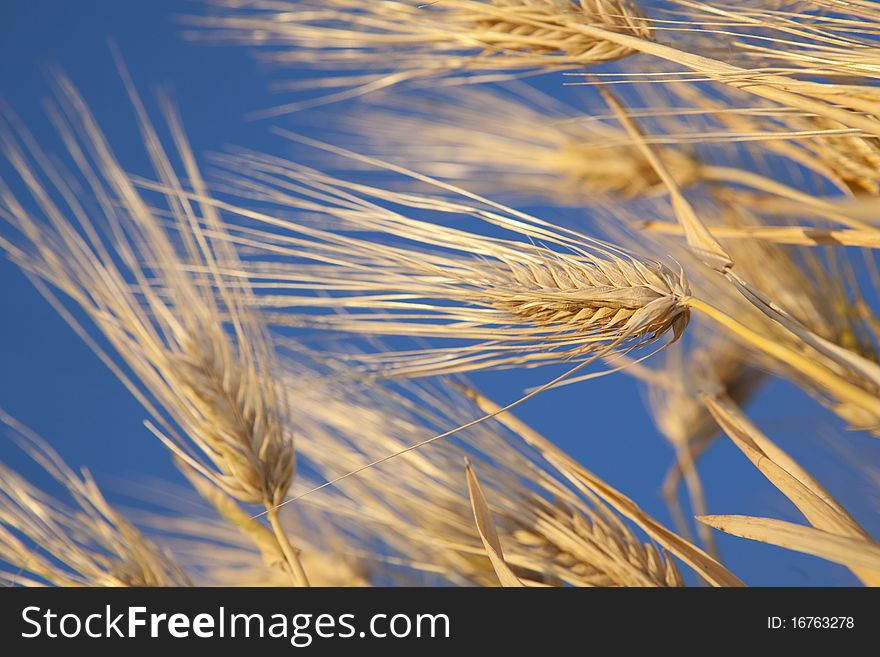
{"left": 193, "top": 139, "right": 693, "bottom": 380}
{"left": 185, "top": 0, "right": 653, "bottom": 115}
{"left": 0, "top": 72, "right": 307, "bottom": 585}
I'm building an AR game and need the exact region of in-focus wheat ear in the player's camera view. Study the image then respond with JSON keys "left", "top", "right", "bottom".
{"left": 201, "top": 144, "right": 692, "bottom": 379}
{"left": 0, "top": 73, "right": 308, "bottom": 586}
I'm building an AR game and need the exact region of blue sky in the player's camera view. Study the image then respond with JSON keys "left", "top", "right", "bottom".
{"left": 1, "top": 0, "right": 878, "bottom": 586}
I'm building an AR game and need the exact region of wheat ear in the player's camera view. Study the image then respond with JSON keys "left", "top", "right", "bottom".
{"left": 187, "top": 0, "right": 653, "bottom": 115}
{"left": 0, "top": 75, "right": 307, "bottom": 584}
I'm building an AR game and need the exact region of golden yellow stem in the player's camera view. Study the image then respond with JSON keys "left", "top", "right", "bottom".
{"left": 267, "top": 506, "right": 310, "bottom": 587}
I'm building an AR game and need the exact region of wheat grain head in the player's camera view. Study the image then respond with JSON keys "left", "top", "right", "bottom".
{"left": 203, "top": 148, "right": 691, "bottom": 378}
{"left": 0, "top": 78, "right": 294, "bottom": 510}
{"left": 340, "top": 87, "right": 701, "bottom": 204}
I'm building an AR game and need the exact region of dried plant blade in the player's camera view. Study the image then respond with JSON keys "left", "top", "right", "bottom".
{"left": 699, "top": 515, "right": 880, "bottom": 574}
{"left": 703, "top": 396, "right": 851, "bottom": 519}
{"left": 465, "top": 461, "right": 524, "bottom": 587}
{"left": 701, "top": 395, "right": 879, "bottom": 585}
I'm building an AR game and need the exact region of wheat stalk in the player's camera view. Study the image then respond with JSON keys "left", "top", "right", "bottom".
{"left": 129, "top": 480, "right": 372, "bottom": 586}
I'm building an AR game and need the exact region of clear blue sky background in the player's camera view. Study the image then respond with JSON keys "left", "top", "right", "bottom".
{"left": 1, "top": 0, "right": 879, "bottom": 586}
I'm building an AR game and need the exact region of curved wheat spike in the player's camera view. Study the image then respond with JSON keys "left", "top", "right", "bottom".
{"left": 187, "top": 146, "right": 692, "bottom": 379}
{"left": 0, "top": 73, "right": 307, "bottom": 585}
{"left": 351, "top": 79, "right": 845, "bottom": 209}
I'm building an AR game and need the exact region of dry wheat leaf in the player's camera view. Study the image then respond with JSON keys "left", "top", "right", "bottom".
{"left": 466, "top": 461, "right": 525, "bottom": 587}
{"left": 703, "top": 395, "right": 857, "bottom": 533}
{"left": 703, "top": 395, "right": 880, "bottom": 585}
{"left": 699, "top": 515, "right": 880, "bottom": 572}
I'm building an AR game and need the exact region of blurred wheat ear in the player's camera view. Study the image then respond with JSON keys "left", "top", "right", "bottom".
{"left": 186, "top": 0, "right": 653, "bottom": 115}
{"left": 338, "top": 86, "right": 703, "bottom": 205}
{"left": 0, "top": 74, "right": 307, "bottom": 585}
